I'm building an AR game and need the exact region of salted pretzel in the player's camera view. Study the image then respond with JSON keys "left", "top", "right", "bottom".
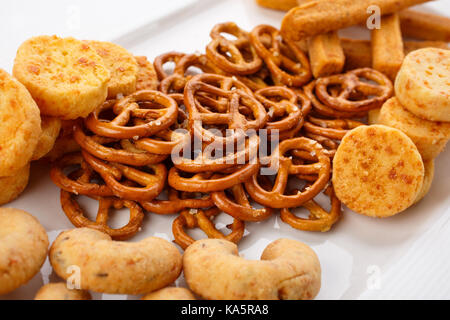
{"left": 141, "top": 187, "right": 213, "bottom": 215}
{"left": 74, "top": 121, "right": 167, "bottom": 166}
{"left": 134, "top": 94, "right": 190, "bottom": 155}
{"left": 82, "top": 150, "right": 166, "bottom": 202}
{"left": 255, "top": 86, "right": 304, "bottom": 134}
{"left": 206, "top": 22, "right": 262, "bottom": 75}
{"left": 315, "top": 68, "right": 393, "bottom": 113}
{"left": 159, "top": 53, "right": 219, "bottom": 94}
{"left": 292, "top": 133, "right": 338, "bottom": 161}
{"left": 250, "top": 24, "right": 311, "bottom": 87}
{"left": 168, "top": 161, "right": 260, "bottom": 192}
{"left": 172, "top": 134, "right": 259, "bottom": 173}
{"left": 211, "top": 176, "right": 273, "bottom": 222}
{"left": 280, "top": 185, "right": 341, "bottom": 232}
{"left": 153, "top": 51, "right": 186, "bottom": 80}
{"left": 85, "top": 90, "right": 178, "bottom": 139}
{"left": 50, "top": 153, "right": 114, "bottom": 197}
{"left": 60, "top": 190, "right": 144, "bottom": 240}
{"left": 245, "top": 137, "right": 330, "bottom": 208}
{"left": 184, "top": 73, "right": 267, "bottom": 144}
{"left": 303, "top": 116, "right": 365, "bottom": 140}
{"left": 303, "top": 81, "right": 367, "bottom": 118}
{"left": 172, "top": 207, "right": 245, "bottom": 250}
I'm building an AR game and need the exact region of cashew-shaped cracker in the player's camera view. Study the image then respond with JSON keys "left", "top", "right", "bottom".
{"left": 183, "top": 238, "right": 321, "bottom": 300}
{"left": 49, "top": 228, "right": 182, "bottom": 295}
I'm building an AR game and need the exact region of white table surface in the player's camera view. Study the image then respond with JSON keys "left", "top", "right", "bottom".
{"left": 0, "top": 0, "right": 449, "bottom": 300}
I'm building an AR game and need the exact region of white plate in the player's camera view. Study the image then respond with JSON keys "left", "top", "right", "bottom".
{"left": 0, "top": 0, "right": 449, "bottom": 300}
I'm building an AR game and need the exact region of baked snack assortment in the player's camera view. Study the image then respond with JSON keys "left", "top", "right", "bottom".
{"left": 1, "top": 0, "right": 448, "bottom": 301}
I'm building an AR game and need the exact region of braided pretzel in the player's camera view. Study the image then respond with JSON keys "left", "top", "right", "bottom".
{"left": 206, "top": 22, "right": 262, "bottom": 75}
{"left": 245, "top": 137, "right": 330, "bottom": 208}
{"left": 172, "top": 207, "right": 245, "bottom": 250}
{"left": 184, "top": 73, "right": 267, "bottom": 144}
{"left": 315, "top": 68, "right": 393, "bottom": 112}
{"left": 280, "top": 185, "right": 341, "bottom": 232}
{"left": 159, "top": 53, "right": 219, "bottom": 94}
{"left": 85, "top": 90, "right": 178, "bottom": 139}
{"left": 74, "top": 121, "right": 167, "bottom": 166}
{"left": 303, "top": 116, "right": 365, "bottom": 140}
{"left": 303, "top": 81, "right": 367, "bottom": 118}
{"left": 141, "top": 187, "right": 213, "bottom": 215}
{"left": 211, "top": 176, "right": 273, "bottom": 222}
{"left": 153, "top": 51, "right": 186, "bottom": 80}
{"left": 82, "top": 150, "right": 166, "bottom": 202}
{"left": 250, "top": 25, "right": 311, "bottom": 87}
{"left": 60, "top": 190, "right": 144, "bottom": 240}
{"left": 50, "top": 153, "right": 114, "bottom": 197}
{"left": 237, "top": 66, "right": 273, "bottom": 91}
{"left": 168, "top": 162, "right": 259, "bottom": 192}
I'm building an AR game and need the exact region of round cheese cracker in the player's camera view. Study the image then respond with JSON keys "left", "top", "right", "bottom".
{"left": 86, "top": 41, "right": 138, "bottom": 99}
{"left": 414, "top": 159, "right": 434, "bottom": 205}
{"left": 135, "top": 56, "right": 158, "bottom": 91}
{"left": 13, "top": 35, "right": 110, "bottom": 120}
{"left": 32, "top": 116, "right": 62, "bottom": 161}
{"left": 378, "top": 97, "right": 450, "bottom": 160}
{"left": 395, "top": 48, "right": 450, "bottom": 122}
{"left": 333, "top": 125, "right": 424, "bottom": 218}
{"left": 0, "top": 69, "right": 41, "bottom": 176}
{"left": 0, "top": 164, "right": 30, "bottom": 205}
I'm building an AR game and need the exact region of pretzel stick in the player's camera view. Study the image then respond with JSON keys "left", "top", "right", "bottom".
{"left": 308, "top": 31, "right": 345, "bottom": 78}
{"left": 400, "top": 9, "right": 450, "bottom": 42}
{"left": 281, "top": 0, "right": 430, "bottom": 41}
{"left": 342, "top": 38, "right": 448, "bottom": 71}
{"left": 371, "top": 13, "right": 404, "bottom": 81}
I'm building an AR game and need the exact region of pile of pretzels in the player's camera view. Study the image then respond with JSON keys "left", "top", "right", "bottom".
{"left": 50, "top": 22, "right": 394, "bottom": 247}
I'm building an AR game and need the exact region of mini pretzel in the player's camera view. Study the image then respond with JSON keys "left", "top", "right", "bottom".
{"left": 303, "top": 116, "right": 365, "bottom": 140}
{"left": 172, "top": 207, "right": 245, "bottom": 250}
{"left": 168, "top": 162, "right": 259, "bottom": 192}
{"left": 303, "top": 80, "right": 367, "bottom": 118}
{"left": 206, "top": 22, "right": 263, "bottom": 75}
{"left": 50, "top": 153, "right": 114, "bottom": 197}
{"left": 82, "top": 150, "right": 166, "bottom": 202}
{"left": 60, "top": 190, "right": 144, "bottom": 240}
{"left": 280, "top": 185, "right": 341, "bottom": 232}
{"left": 250, "top": 25, "right": 311, "bottom": 87}
{"left": 141, "top": 187, "right": 213, "bottom": 215}
{"left": 255, "top": 86, "right": 304, "bottom": 134}
{"left": 211, "top": 177, "right": 273, "bottom": 222}
{"left": 173, "top": 134, "right": 259, "bottom": 173}
{"left": 74, "top": 121, "right": 167, "bottom": 166}
{"left": 134, "top": 94, "right": 190, "bottom": 155}
{"left": 245, "top": 137, "right": 330, "bottom": 208}
{"left": 315, "top": 68, "right": 393, "bottom": 112}
{"left": 85, "top": 90, "right": 178, "bottom": 139}
{"left": 184, "top": 73, "right": 267, "bottom": 144}
{"left": 159, "top": 53, "right": 219, "bottom": 94}
{"left": 153, "top": 52, "right": 186, "bottom": 80}
{"left": 292, "top": 133, "right": 338, "bottom": 161}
